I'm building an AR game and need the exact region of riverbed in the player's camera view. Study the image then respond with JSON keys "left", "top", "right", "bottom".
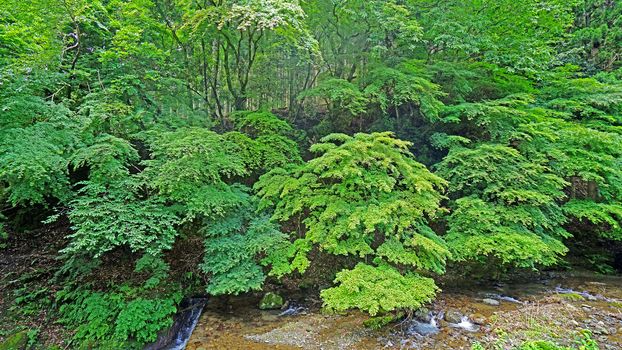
{"left": 183, "top": 271, "right": 622, "bottom": 349}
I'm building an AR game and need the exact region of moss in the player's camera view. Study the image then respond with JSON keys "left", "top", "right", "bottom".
{"left": 609, "top": 301, "right": 622, "bottom": 308}
{"left": 558, "top": 293, "right": 584, "bottom": 301}
{"left": 259, "top": 292, "right": 284, "bottom": 310}
{"left": 0, "top": 331, "right": 28, "bottom": 350}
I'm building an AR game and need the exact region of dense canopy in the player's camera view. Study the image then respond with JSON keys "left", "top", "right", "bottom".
{"left": 1, "top": 0, "right": 622, "bottom": 348}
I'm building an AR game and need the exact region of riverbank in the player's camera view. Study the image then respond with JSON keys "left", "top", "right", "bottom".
{"left": 184, "top": 271, "right": 622, "bottom": 350}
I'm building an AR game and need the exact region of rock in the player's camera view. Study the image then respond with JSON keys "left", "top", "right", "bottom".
{"left": 414, "top": 307, "right": 431, "bottom": 322}
{"left": 0, "top": 331, "right": 28, "bottom": 350}
{"left": 595, "top": 327, "right": 609, "bottom": 335}
{"left": 471, "top": 313, "right": 487, "bottom": 325}
{"left": 444, "top": 309, "right": 464, "bottom": 324}
{"left": 569, "top": 320, "right": 579, "bottom": 327}
{"left": 482, "top": 298, "right": 500, "bottom": 306}
{"left": 259, "top": 292, "right": 284, "bottom": 310}
{"left": 585, "top": 294, "right": 598, "bottom": 301}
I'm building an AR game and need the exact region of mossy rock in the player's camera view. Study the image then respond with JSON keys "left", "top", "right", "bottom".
{"left": 0, "top": 331, "right": 28, "bottom": 350}
{"left": 259, "top": 292, "right": 284, "bottom": 310}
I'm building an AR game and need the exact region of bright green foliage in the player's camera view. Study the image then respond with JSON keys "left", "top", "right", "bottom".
{"left": 539, "top": 74, "right": 622, "bottom": 131}
{"left": 363, "top": 64, "right": 444, "bottom": 121}
{"left": 426, "top": 61, "right": 534, "bottom": 104}
{"left": 71, "top": 134, "right": 140, "bottom": 183}
{"left": 231, "top": 111, "right": 295, "bottom": 137}
{"left": 143, "top": 128, "right": 248, "bottom": 220}
{"left": 439, "top": 94, "right": 537, "bottom": 140}
{"left": 437, "top": 144, "right": 569, "bottom": 268}
{"left": 320, "top": 263, "right": 438, "bottom": 316}
{"left": 56, "top": 254, "right": 181, "bottom": 348}
{"left": 200, "top": 198, "right": 287, "bottom": 296}
{"left": 64, "top": 182, "right": 178, "bottom": 258}
{"left": 114, "top": 297, "right": 177, "bottom": 343}
{"left": 419, "top": 0, "right": 575, "bottom": 73}
{"left": 299, "top": 79, "right": 369, "bottom": 131}
{"left": 0, "top": 119, "right": 77, "bottom": 206}
{"left": 572, "top": 1, "right": 622, "bottom": 71}
{"left": 4, "top": 0, "right": 622, "bottom": 346}
{"left": 299, "top": 63, "right": 444, "bottom": 136}
{"left": 226, "top": 111, "right": 303, "bottom": 172}
{"left": 521, "top": 77, "right": 622, "bottom": 241}
{"left": 258, "top": 132, "right": 449, "bottom": 273}
{"left": 257, "top": 132, "right": 448, "bottom": 314}
{"left": 563, "top": 200, "right": 622, "bottom": 240}
{"left": 57, "top": 287, "right": 180, "bottom": 347}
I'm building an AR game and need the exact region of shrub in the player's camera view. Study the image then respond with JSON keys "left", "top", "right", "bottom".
{"left": 257, "top": 132, "right": 449, "bottom": 314}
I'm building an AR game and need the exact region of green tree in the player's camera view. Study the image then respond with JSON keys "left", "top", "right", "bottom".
{"left": 256, "top": 132, "right": 449, "bottom": 315}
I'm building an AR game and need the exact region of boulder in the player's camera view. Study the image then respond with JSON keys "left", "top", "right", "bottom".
{"left": 414, "top": 307, "right": 431, "bottom": 322}
{"left": 444, "top": 309, "right": 463, "bottom": 324}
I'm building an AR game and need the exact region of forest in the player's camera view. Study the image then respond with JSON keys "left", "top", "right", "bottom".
{"left": 1, "top": 0, "right": 622, "bottom": 349}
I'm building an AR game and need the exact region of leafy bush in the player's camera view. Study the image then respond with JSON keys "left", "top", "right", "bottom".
{"left": 320, "top": 263, "right": 438, "bottom": 316}
{"left": 64, "top": 182, "right": 179, "bottom": 258}
{"left": 200, "top": 197, "right": 287, "bottom": 295}
{"left": 0, "top": 120, "right": 77, "bottom": 206}
{"left": 437, "top": 143, "right": 569, "bottom": 268}
{"left": 142, "top": 128, "right": 248, "bottom": 220}
{"left": 257, "top": 132, "right": 449, "bottom": 314}
{"left": 225, "top": 111, "right": 303, "bottom": 173}
{"left": 57, "top": 287, "right": 180, "bottom": 347}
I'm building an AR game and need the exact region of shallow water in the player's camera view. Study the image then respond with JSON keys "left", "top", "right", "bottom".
{"left": 183, "top": 272, "right": 622, "bottom": 350}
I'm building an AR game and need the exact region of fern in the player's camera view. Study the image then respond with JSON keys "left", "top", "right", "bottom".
{"left": 57, "top": 286, "right": 181, "bottom": 347}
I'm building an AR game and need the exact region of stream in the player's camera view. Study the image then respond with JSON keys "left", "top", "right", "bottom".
{"left": 164, "top": 271, "right": 622, "bottom": 349}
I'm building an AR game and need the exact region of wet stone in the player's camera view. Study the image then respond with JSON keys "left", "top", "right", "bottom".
{"left": 444, "top": 309, "right": 464, "bottom": 324}
{"left": 482, "top": 298, "right": 500, "bottom": 306}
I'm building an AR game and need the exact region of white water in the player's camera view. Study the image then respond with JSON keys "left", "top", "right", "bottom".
{"left": 449, "top": 316, "right": 479, "bottom": 332}
{"left": 278, "top": 302, "right": 307, "bottom": 316}
{"left": 166, "top": 298, "right": 207, "bottom": 350}
{"left": 407, "top": 311, "right": 441, "bottom": 336}
{"left": 483, "top": 293, "right": 523, "bottom": 304}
